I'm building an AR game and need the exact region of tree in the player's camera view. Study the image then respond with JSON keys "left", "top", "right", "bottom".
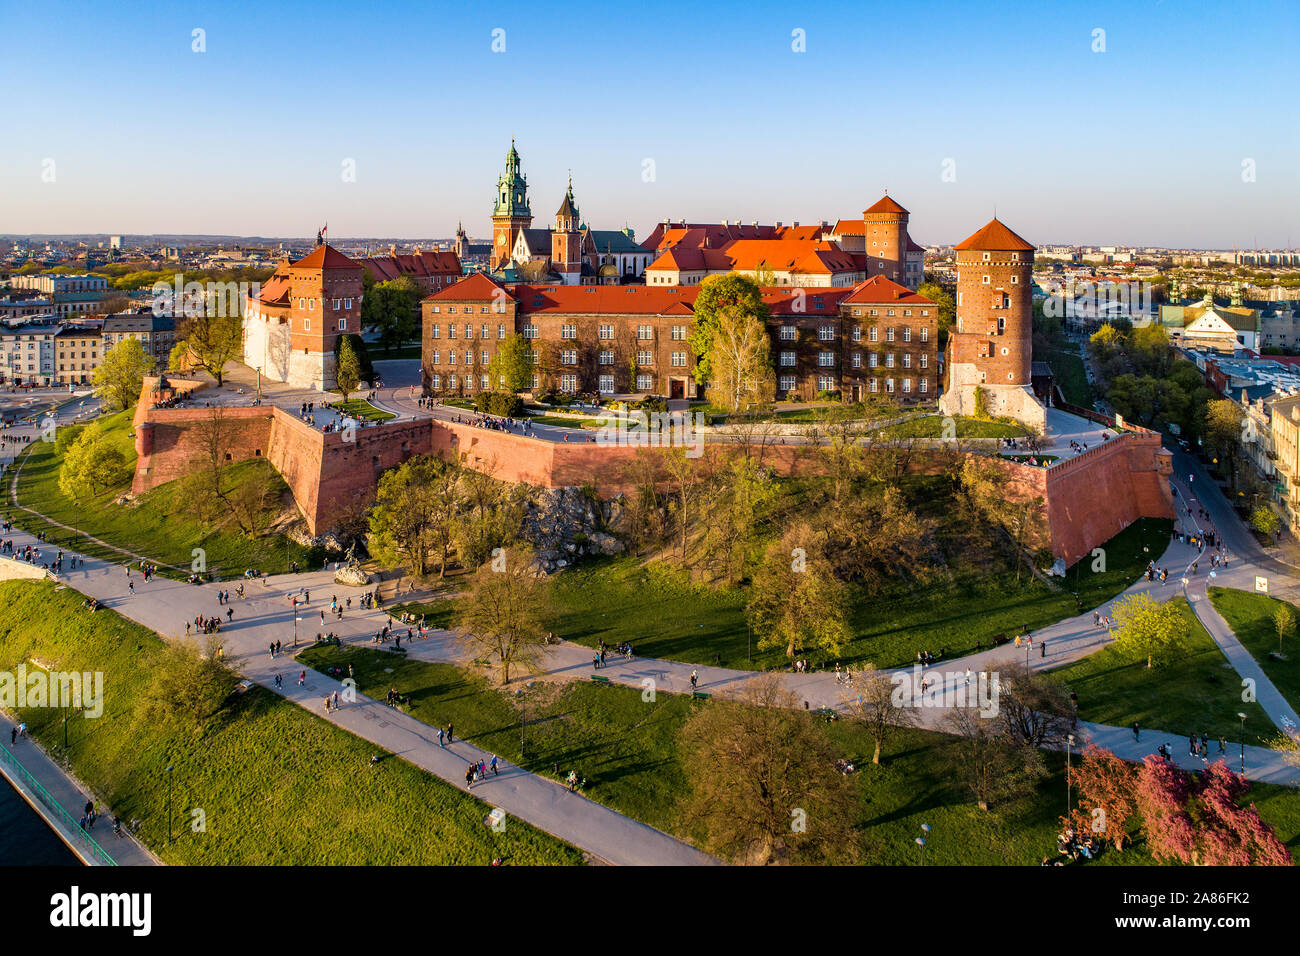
{"left": 996, "top": 661, "right": 1076, "bottom": 749}
{"left": 679, "top": 674, "right": 858, "bottom": 864}
{"left": 336, "top": 334, "right": 362, "bottom": 403}
{"left": 360, "top": 276, "right": 421, "bottom": 353}
{"left": 1111, "top": 592, "right": 1192, "bottom": 668}
{"left": 171, "top": 311, "right": 242, "bottom": 385}
{"left": 917, "top": 281, "right": 955, "bottom": 343}
{"left": 144, "top": 638, "right": 237, "bottom": 728}
{"left": 1135, "top": 756, "right": 1290, "bottom": 865}
{"left": 748, "top": 522, "right": 851, "bottom": 659}
{"left": 93, "top": 337, "right": 153, "bottom": 410}
{"left": 58, "top": 423, "right": 129, "bottom": 498}
{"left": 1251, "top": 505, "right": 1281, "bottom": 538}
{"left": 489, "top": 332, "right": 533, "bottom": 394}
{"left": 943, "top": 705, "right": 1047, "bottom": 811}
{"left": 661, "top": 447, "right": 705, "bottom": 563}
{"left": 699, "top": 456, "right": 778, "bottom": 584}
{"left": 453, "top": 546, "right": 548, "bottom": 684}
{"left": 842, "top": 666, "right": 917, "bottom": 764}
{"left": 959, "top": 456, "right": 1046, "bottom": 582}
{"left": 1203, "top": 398, "right": 1245, "bottom": 481}
{"left": 368, "top": 455, "right": 460, "bottom": 578}
{"left": 702, "top": 305, "right": 776, "bottom": 414}
{"left": 1274, "top": 602, "right": 1296, "bottom": 653}
{"left": 687, "top": 274, "right": 770, "bottom": 389}
{"left": 1068, "top": 744, "right": 1139, "bottom": 850}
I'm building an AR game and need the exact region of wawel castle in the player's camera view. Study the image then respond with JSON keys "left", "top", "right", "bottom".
{"left": 245, "top": 141, "right": 1034, "bottom": 409}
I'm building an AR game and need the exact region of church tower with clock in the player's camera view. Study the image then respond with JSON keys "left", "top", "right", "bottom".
{"left": 491, "top": 139, "right": 532, "bottom": 272}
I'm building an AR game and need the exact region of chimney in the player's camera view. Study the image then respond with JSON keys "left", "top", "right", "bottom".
{"left": 751, "top": 220, "right": 758, "bottom": 228}
{"left": 793, "top": 221, "right": 800, "bottom": 228}
{"left": 776, "top": 222, "right": 783, "bottom": 228}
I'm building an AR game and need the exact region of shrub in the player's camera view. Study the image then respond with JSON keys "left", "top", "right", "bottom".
{"left": 474, "top": 391, "right": 525, "bottom": 418}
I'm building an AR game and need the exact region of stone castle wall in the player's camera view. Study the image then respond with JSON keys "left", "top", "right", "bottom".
{"left": 129, "top": 380, "right": 1175, "bottom": 559}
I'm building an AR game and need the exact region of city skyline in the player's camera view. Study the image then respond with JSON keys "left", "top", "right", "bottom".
{"left": 1, "top": 0, "right": 1297, "bottom": 246}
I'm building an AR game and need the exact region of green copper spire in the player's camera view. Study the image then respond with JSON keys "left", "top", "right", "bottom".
{"left": 493, "top": 138, "right": 530, "bottom": 219}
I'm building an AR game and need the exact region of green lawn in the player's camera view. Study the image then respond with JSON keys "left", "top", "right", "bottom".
{"left": 528, "top": 415, "right": 599, "bottom": 429}
{"left": 542, "top": 517, "right": 1174, "bottom": 671}
{"left": 0, "top": 580, "right": 581, "bottom": 865}
{"left": 296, "top": 645, "right": 1299, "bottom": 864}
{"left": 879, "top": 415, "right": 1030, "bottom": 439}
{"left": 329, "top": 398, "right": 395, "bottom": 422}
{"left": 389, "top": 598, "right": 457, "bottom": 629}
{"left": 1207, "top": 586, "right": 1300, "bottom": 715}
{"left": 1042, "top": 346, "right": 1093, "bottom": 409}
{"left": 1049, "top": 597, "right": 1273, "bottom": 745}
{"left": 12, "top": 409, "right": 319, "bottom": 577}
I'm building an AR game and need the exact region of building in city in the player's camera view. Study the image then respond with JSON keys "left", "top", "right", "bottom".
{"left": 940, "top": 218, "right": 1044, "bottom": 428}
{"left": 361, "top": 247, "right": 462, "bottom": 295}
{"left": 54, "top": 325, "right": 103, "bottom": 385}
{"left": 7, "top": 273, "right": 108, "bottom": 316}
{"left": 243, "top": 240, "right": 365, "bottom": 390}
{"left": 102, "top": 312, "right": 177, "bottom": 369}
{"left": 420, "top": 273, "right": 937, "bottom": 403}
{"left": 0, "top": 323, "right": 61, "bottom": 385}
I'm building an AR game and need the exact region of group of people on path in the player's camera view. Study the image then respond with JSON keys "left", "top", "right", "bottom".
{"left": 464, "top": 755, "right": 499, "bottom": 788}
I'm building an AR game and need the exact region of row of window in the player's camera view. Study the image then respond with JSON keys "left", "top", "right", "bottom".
{"left": 779, "top": 351, "right": 929, "bottom": 369}
{"left": 776, "top": 375, "right": 929, "bottom": 395}
{"left": 429, "top": 324, "right": 510, "bottom": 340}
{"left": 779, "top": 324, "right": 929, "bottom": 343}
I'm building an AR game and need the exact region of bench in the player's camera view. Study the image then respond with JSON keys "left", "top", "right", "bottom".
{"left": 692, "top": 690, "right": 711, "bottom": 700}
{"left": 589, "top": 675, "right": 611, "bottom": 685}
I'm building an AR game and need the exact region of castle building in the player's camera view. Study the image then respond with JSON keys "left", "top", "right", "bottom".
{"left": 940, "top": 218, "right": 1044, "bottom": 428}
{"left": 827, "top": 194, "right": 926, "bottom": 290}
{"left": 491, "top": 140, "right": 532, "bottom": 272}
{"left": 421, "top": 274, "right": 937, "bottom": 403}
{"left": 243, "top": 238, "right": 364, "bottom": 391}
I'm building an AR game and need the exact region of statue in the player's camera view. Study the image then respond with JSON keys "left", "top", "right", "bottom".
{"left": 333, "top": 541, "right": 370, "bottom": 586}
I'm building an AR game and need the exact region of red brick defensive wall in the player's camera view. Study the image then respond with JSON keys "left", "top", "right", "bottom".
{"left": 129, "top": 380, "right": 1175, "bottom": 561}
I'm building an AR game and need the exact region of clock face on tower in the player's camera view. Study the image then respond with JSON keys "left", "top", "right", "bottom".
{"left": 496, "top": 234, "right": 505, "bottom": 247}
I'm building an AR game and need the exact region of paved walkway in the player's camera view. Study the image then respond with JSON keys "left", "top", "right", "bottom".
{"left": 0, "top": 728, "right": 159, "bottom": 865}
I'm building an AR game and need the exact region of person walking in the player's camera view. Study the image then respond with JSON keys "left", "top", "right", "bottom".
{"left": 447, "top": 723, "right": 454, "bottom": 744}
{"left": 438, "top": 727, "right": 445, "bottom": 747}
{"left": 1132, "top": 721, "right": 1140, "bottom": 741}
{"left": 490, "top": 754, "right": 499, "bottom": 776}
{"left": 690, "top": 670, "right": 698, "bottom": 691}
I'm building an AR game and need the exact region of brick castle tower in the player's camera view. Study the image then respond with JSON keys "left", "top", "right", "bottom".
{"left": 491, "top": 139, "right": 531, "bottom": 272}
{"left": 863, "top": 193, "right": 909, "bottom": 285}
{"left": 551, "top": 175, "right": 583, "bottom": 285}
{"left": 940, "top": 218, "right": 1044, "bottom": 428}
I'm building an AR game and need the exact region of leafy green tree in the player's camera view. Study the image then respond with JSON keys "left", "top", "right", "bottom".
{"left": 93, "top": 337, "right": 153, "bottom": 410}
{"left": 336, "top": 335, "right": 362, "bottom": 403}
{"left": 917, "top": 281, "right": 955, "bottom": 343}
{"left": 172, "top": 311, "right": 242, "bottom": 385}
{"left": 687, "top": 274, "right": 770, "bottom": 388}
{"left": 361, "top": 277, "right": 421, "bottom": 353}
{"left": 1273, "top": 602, "right": 1295, "bottom": 653}
{"left": 1112, "top": 592, "right": 1193, "bottom": 668}
{"left": 1252, "top": 506, "right": 1282, "bottom": 538}
{"left": 58, "top": 424, "right": 129, "bottom": 498}
{"left": 368, "top": 455, "right": 460, "bottom": 578}
{"left": 489, "top": 332, "right": 533, "bottom": 394}
{"left": 748, "top": 522, "right": 851, "bottom": 659}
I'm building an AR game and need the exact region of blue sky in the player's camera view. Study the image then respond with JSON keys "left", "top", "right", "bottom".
{"left": 1, "top": 0, "right": 1296, "bottom": 247}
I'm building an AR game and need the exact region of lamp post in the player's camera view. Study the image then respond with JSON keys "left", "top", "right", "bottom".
{"left": 1237, "top": 712, "right": 1247, "bottom": 774}
{"left": 1066, "top": 733, "right": 1075, "bottom": 813}
{"left": 294, "top": 613, "right": 299, "bottom": 648}
{"left": 916, "top": 823, "right": 931, "bottom": 865}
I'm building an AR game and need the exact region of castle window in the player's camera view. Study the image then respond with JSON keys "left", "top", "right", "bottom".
{"left": 599, "top": 350, "right": 614, "bottom": 365}
{"left": 982, "top": 252, "right": 991, "bottom": 261}
{"left": 818, "top": 351, "right": 834, "bottom": 367}
{"left": 903, "top": 378, "right": 912, "bottom": 393}
{"left": 869, "top": 326, "right": 878, "bottom": 342}
{"left": 430, "top": 350, "right": 439, "bottom": 364}
{"left": 919, "top": 377, "right": 928, "bottom": 393}
{"left": 498, "top": 325, "right": 506, "bottom": 339}
{"left": 780, "top": 326, "right": 796, "bottom": 341}
{"left": 818, "top": 326, "right": 835, "bottom": 341}
{"left": 304, "top": 318, "right": 311, "bottom": 331}
{"left": 920, "top": 354, "right": 928, "bottom": 369}
{"left": 430, "top": 324, "right": 440, "bottom": 337}
{"left": 636, "top": 374, "right": 653, "bottom": 391}
{"left": 1011, "top": 276, "right": 1019, "bottom": 284}
{"left": 903, "top": 326, "right": 911, "bottom": 342}
{"left": 852, "top": 352, "right": 861, "bottom": 368}
{"left": 637, "top": 325, "right": 653, "bottom": 340}
{"left": 636, "top": 350, "right": 653, "bottom": 366}
{"left": 561, "top": 324, "right": 577, "bottom": 340}
{"left": 671, "top": 352, "right": 687, "bottom": 367}
{"left": 447, "top": 324, "right": 456, "bottom": 338}
{"left": 780, "top": 351, "right": 796, "bottom": 367}
{"left": 599, "top": 324, "right": 614, "bottom": 340}
{"left": 869, "top": 378, "right": 879, "bottom": 393}
{"left": 339, "top": 318, "right": 347, "bottom": 331}
{"left": 523, "top": 325, "right": 538, "bottom": 339}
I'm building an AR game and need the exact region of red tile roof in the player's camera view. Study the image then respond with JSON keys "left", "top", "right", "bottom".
{"left": 832, "top": 219, "right": 865, "bottom": 236}
{"left": 252, "top": 274, "right": 291, "bottom": 307}
{"left": 954, "top": 218, "right": 1035, "bottom": 252}
{"left": 424, "top": 272, "right": 508, "bottom": 302}
{"left": 290, "top": 243, "right": 363, "bottom": 271}
{"left": 841, "top": 275, "right": 936, "bottom": 305}
{"left": 864, "top": 194, "right": 909, "bottom": 216}
{"left": 363, "top": 250, "right": 462, "bottom": 284}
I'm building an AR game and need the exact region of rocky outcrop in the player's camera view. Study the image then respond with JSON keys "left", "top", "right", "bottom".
{"left": 520, "top": 486, "right": 625, "bottom": 572}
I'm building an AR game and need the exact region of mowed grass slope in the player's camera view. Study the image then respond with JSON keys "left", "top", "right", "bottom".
{"left": 541, "top": 518, "right": 1174, "bottom": 670}
{"left": 1207, "top": 586, "right": 1300, "bottom": 714}
{"left": 13, "top": 408, "right": 317, "bottom": 575}
{"left": 0, "top": 580, "right": 581, "bottom": 865}
{"left": 297, "top": 645, "right": 1298, "bottom": 864}
{"left": 1049, "top": 597, "right": 1272, "bottom": 745}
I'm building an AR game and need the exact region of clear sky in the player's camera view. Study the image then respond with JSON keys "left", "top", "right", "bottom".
{"left": 1, "top": 0, "right": 1296, "bottom": 248}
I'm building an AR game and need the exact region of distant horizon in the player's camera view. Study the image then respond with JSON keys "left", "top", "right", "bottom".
{"left": 3, "top": 0, "right": 1296, "bottom": 246}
